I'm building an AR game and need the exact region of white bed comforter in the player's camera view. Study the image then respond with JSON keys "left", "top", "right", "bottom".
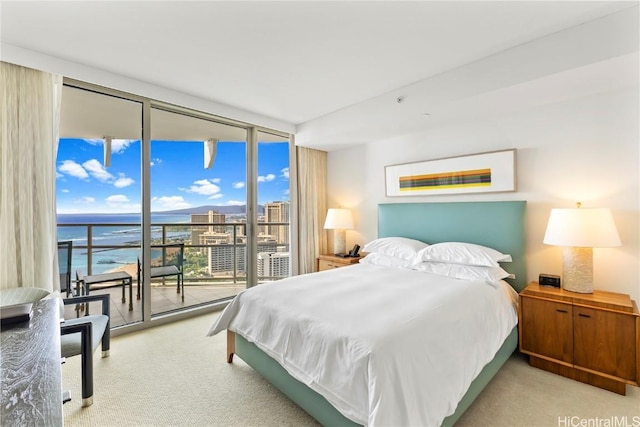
{"left": 208, "top": 263, "right": 518, "bottom": 426}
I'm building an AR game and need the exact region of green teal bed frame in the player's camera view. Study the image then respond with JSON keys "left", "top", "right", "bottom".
{"left": 228, "top": 201, "right": 527, "bottom": 426}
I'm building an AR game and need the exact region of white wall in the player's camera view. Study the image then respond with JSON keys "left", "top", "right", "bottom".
{"left": 327, "top": 86, "right": 640, "bottom": 301}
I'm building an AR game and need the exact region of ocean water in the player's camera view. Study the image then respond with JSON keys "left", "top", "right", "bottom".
{"left": 57, "top": 213, "right": 190, "bottom": 275}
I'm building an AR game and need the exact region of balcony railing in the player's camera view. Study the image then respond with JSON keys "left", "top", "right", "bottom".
{"left": 57, "top": 221, "right": 291, "bottom": 284}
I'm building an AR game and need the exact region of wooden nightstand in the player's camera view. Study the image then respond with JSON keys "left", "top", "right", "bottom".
{"left": 316, "top": 254, "right": 361, "bottom": 272}
{"left": 519, "top": 282, "right": 639, "bottom": 394}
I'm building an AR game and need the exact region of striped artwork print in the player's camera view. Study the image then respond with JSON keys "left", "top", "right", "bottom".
{"left": 399, "top": 168, "right": 492, "bottom": 191}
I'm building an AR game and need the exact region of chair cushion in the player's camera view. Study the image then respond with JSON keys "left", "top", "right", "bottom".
{"left": 150, "top": 265, "right": 180, "bottom": 278}
{"left": 61, "top": 314, "right": 109, "bottom": 358}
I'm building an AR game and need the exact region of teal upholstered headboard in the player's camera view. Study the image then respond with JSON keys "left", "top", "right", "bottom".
{"left": 378, "top": 201, "right": 527, "bottom": 292}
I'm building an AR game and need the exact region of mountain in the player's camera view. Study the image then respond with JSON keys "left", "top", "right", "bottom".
{"left": 155, "top": 204, "right": 264, "bottom": 215}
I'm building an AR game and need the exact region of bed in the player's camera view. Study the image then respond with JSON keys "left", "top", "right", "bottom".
{"left": 209, "top": 201, "right": 527, "bottom": 426}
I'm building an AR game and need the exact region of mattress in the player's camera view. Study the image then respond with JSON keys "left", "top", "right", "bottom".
{"left": 208, "top": 263, "right": 518, "bottom": 426}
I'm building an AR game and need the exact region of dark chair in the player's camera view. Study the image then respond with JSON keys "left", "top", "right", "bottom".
{"left": 137, "top": 243, "right": 185, "bottom": 301}
{"left": 61, "top": 293, "right": 110, "bottom": 407}
{"left": 0, "top": 287, "right": 110, "bottom": 407}
{"left": 58, "top": 241, "right": 75, "bottom": 297}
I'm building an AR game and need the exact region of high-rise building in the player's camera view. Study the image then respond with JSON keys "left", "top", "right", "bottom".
{"left": 264, "top": 201, "right": 290, "bottom": 245}
{"left": 257, "top": 252, "right": 290, "bottom": 279}
{"left": 191, "top": 210, "right": 226, "bottom": 251}
{"left": 207, "top": 241, "right": 246, "bottom": 274}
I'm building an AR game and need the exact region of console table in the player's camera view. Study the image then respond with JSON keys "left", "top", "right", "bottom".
{"left": 1, "top": 297, "right": 63, "bottom": 426}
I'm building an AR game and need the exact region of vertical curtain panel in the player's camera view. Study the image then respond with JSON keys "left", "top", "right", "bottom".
{"left": 0, "top": 62, "right": 62, "bottom": 291}
{"left": 296, "top": 146, "right": 328, "bottom": 274}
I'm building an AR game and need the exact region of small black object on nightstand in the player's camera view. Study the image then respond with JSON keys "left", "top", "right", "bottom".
{"left": 539, "top": 274, "right": 561, "bottom": 288}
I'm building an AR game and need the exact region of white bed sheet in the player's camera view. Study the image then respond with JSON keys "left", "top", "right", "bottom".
{"left": 208, "top": 263, "right": 518, "bottom": 426}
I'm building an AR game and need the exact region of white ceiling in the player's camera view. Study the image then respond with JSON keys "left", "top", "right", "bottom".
{"left": 1, "top": 1, "right": 638, "bottom": 149}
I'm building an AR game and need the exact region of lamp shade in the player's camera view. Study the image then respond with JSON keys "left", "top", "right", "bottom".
{"left": 543, "top": 208, "right": 621, "bottom": 248}
{"left": 323, "top": 208, "right": 354, "bottom": 230}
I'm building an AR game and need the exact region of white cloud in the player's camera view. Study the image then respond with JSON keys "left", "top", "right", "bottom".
{"left": 232, "top": 181, "right": 245, "bottom": 189}
{"left": 83, "top": 159, "right": 114, "bottom": 182}
{"left": 211, "top": 178, "right": 221, "bottom": 183}
{"left": 59, "top": 160, "right": 89, "bottom": 179}
{"left": 226, "top": 200, "right": 246, "bottom": 206}
{"left": 61, "top": 189, "right": 70, "bottom": 193}
{"left": 150, "top": 158, "right": 162, "bottom": 167}
{"left": 182, "top": 179, "right": 222, "bottom": 197}
{"left": 85, "top": 138, "right": 135, "bottom": 154}
{"left": 111, "top": 139, "right": 135, "bottom": 154}
{"left": 113, "top": 173, "right": 134, "bottom": 188}
{"left": 77, "top": 196, "right": 96, "bottom": 204}
{"left": 257, "top": 174, "right": 275, "bottom": 183}
{"left": 106, "top": 194, "right": 130, "bottom": 207}
{"left": 283, "top": 189, "right": 290, "bottom": 196}
{"left": 152, "top": 196, "right": 191, "bottom": 210}
{"left": 281, "top": 167, "right": 289, "bottom": 179}
{"left": 103, "top": 195, "right": 139, "bottom": 213}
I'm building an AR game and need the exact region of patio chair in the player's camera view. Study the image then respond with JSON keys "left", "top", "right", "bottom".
{"left": 58, "top": 241, "right": 75, "bottom": 297}
{"left": 137, "top": 243, "right": 185, "bottom": 301}
{"left": 0, "top": 287, "right": 110, "bottom": 407}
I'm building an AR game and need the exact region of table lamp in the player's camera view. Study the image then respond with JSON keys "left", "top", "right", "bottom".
{"left": 324, "top": 208, "right": 354, "bottom": 255}
{"left": 543, "top": 203, "right": 621, "bottom": 293}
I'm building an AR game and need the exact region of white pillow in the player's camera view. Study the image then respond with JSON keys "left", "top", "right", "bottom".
{"left": 416, "top": 242, "right": 512, "bottom": 267}
{"left": 359, "top": 252, "right": 415, "bottom": 269}
{"left": 362, "top": 237, "right": 429, "bottom": 261}
{"left": 412, "top": 262, "right": 515, "bottom": 282}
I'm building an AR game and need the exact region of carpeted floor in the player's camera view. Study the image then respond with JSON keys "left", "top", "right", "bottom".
{"left": 62, "top": 312, "right": 640, "bottom": 426}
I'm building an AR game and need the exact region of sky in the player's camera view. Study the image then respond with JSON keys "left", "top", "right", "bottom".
{"left": 56, "top": 138, "right": 290, "bottom": 214}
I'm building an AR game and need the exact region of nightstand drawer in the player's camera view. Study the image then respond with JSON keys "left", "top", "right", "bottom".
{"left": 318, "top": 260, "right": 343, "bottom": 271}
{"left": 316, "top": 255, "right": 360, "bottom": 272}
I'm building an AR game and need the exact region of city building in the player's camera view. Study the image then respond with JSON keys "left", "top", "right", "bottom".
{"left": 257, "top": 252, "right": 290, "bottom": 279}
{"left": 191, "top": 211, "right": 226, "bottom": 252}
{"left": 264, "top": 201, "right": 290, "bottom": 245}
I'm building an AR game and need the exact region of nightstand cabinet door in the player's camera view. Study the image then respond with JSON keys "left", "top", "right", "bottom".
{"left": 318, "top": 259, "right": 341, "bottom": 271}
{"left": 573, "top": 306, "right": 637, "bottom": 382}
{"left": 521, "top": 297, "right": 573, "bottom": 363}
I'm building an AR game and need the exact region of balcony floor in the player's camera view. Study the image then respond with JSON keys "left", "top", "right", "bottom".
{"left": 64, "top": 282, "right": 245, "bottom": 328}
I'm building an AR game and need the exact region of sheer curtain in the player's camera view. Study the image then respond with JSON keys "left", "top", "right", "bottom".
{"left": 296, "top": 146, "right": 328, "bottom": 274}
{"left": 0, "top": 62, "right": 62, "bottom": 291}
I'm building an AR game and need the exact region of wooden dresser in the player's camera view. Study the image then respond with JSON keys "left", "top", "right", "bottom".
{"left": 1, "top": 297, "right": 63, "bottom": 425}
{"left": 519, "top": 282, "right": 639, "bottom": 394}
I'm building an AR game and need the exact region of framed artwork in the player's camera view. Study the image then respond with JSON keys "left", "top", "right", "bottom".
{"left": 385, "top": 149, "right": 516, "bottom": 197}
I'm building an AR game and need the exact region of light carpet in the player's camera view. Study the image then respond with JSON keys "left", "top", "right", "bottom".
{"left": 62, "top": 312, "right": 640, "bottom": 426}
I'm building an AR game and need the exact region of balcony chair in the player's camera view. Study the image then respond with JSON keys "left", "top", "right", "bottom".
{"left": 0, "top": 287, "right": 110, "bottom": 407}
{"left": 137, "top": 243, "right": 185, "bottom": 301}
{"left": 57, "top": 241, "right": 75, "bottom": 297}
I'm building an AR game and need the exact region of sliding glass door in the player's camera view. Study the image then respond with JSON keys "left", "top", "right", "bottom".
{"left": 148, "top": 107, "right": 248, "bottom": 316}
{"left": 57, "top": 84, "right": 143, "bottom": 327}
{"left": 57, "top": 79, "right": 292, "bottom": 330}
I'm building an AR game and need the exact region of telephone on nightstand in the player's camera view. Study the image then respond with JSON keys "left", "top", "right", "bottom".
{"left": 348, "top": 244, "right": 360, "bottom": 257}
{"left": 335, "top": 244, "right": 361, "bottom": 258}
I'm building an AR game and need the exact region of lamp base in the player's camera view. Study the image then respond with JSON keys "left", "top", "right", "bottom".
{"left": 562, "top": 247, "right": 593, "bottom": 293}
{"left": 333, "top": 229, "right": 346, "bottom": 255}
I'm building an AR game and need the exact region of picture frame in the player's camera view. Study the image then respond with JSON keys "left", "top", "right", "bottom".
{"left": 385, "top": 149, "right": 516, "bottom": 197}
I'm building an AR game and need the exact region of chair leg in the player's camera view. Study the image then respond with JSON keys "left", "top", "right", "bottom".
{"left": 62, "top": 322, "right": 94, "bottom": 407}
{"left": 128, "top": 278, "right": 133, "bottom": 311}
